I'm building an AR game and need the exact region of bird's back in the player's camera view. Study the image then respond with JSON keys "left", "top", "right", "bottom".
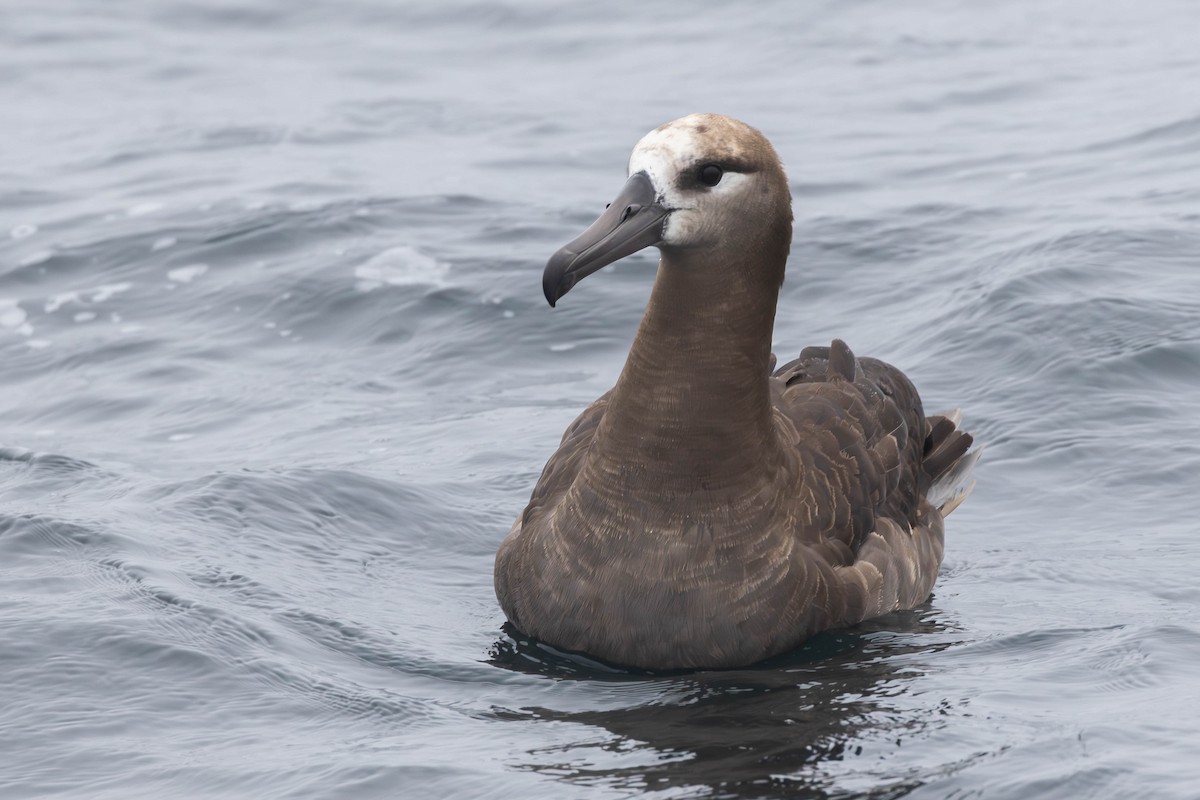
{"left": 770, "top": 339, "right": 974, "bottom": 631}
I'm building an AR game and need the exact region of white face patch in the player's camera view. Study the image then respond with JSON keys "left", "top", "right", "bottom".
{"left": 628, "top": 123, "right": 703, "bottom": 203}
{"left": 626, "top": 115, "right": 757, "bottom": 247}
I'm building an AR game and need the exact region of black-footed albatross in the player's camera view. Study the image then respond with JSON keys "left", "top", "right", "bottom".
{"left": 495, "top": 113, "right": 979, "bottom": 670}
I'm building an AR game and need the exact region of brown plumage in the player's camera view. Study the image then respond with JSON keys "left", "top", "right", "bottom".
{"left": 495, "top": 114, "right": 979, "bottom": 669}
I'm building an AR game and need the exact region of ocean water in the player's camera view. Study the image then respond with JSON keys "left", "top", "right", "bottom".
{"left": 3, "top": 1, "right": 1199, "bottom": 798}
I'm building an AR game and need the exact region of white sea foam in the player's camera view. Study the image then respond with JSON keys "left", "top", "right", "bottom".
{"left": 353, "top": 246, "right": 449, "bottom": 292}
{"left": 20, "top": 250, "right": 54, "bottom": 266}
{"left": 90, "top": 283, "right": 132, "bottom": 303}
{"left": 45, "top": 292, "right": 80, "bottom": 313}
{"left": 127, "top": 201, "right": 164, "bottom": 217}
{"left": 168, "top": 264, "right": 208, "bottom": 283}
{"left": 0, "top": 299, "right": 28, "bottom": 329}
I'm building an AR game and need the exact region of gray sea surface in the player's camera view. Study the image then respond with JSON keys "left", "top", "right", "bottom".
{"left": 3, "top": 1, "right": 1199, "bottom": 798}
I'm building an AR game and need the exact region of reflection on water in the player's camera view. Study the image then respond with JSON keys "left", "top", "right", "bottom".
{"left": 490, "top": 609, "right": 962, "bottom": 798}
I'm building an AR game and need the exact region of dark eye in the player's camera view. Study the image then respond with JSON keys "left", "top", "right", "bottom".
{"left": 698, "top": 164, "right": 723, "bottom": 187}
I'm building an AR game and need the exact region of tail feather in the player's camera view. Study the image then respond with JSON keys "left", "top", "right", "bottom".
{"left": 923, "top": 409, "right": 981, "bottom": 515}
{"left": 938, "top": 408, "right": 963, "bottom": 427}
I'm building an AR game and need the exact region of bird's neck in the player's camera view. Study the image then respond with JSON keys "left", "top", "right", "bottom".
{"left": 584, "top": 249, "right": 786, "bottom": 497}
